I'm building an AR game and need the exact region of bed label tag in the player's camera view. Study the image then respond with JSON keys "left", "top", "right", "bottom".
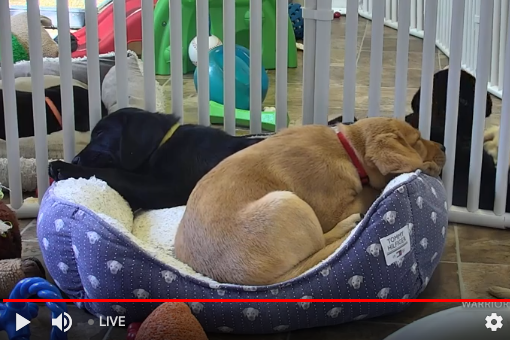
{"left": 379, "top": 225, "right": 411, "bottom": 266}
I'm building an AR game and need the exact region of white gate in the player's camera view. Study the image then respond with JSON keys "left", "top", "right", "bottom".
{"left": 0, "top": 0, "right": 509, "bottom": 229}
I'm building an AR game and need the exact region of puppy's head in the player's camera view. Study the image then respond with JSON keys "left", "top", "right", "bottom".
{"left": 345, "top": 117, "right": 446, "bottom": 187}
{"left": 407, "top": 68, "right": 492, "bottom": 143}
{"left": 73, "top": 108, "right": 180, "bottom": 171}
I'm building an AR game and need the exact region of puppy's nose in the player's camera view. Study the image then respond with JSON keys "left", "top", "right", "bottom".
{"left": 71, "top": 155, "right": 80, "bottom": 165}
{"left": 440, "top": 145, "right": 446, "bottom": 152}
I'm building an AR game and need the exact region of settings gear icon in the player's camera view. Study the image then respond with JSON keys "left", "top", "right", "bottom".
{"left": 485, "top": 312, "right": 503, "bottom": 331}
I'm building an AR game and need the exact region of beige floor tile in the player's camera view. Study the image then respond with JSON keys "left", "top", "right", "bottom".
{"left": 460, "top": 263, "right": 510, "bottom": 299}
{"left": 456, "top": 224, "right": 510, "bottom": 265}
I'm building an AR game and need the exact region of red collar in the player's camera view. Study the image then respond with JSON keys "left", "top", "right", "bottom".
{"left": 337, "top": 132, "right": 370, "bottom": 185}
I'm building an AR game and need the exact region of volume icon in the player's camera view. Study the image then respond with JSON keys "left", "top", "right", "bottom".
{"left": 52, "top": 312, "right": 73, "bottom": 332}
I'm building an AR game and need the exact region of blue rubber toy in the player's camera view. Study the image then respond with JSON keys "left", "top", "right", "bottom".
{"left": 193, "top": 45, "right": 270, "bottom": 111}
{"left": 0, "top": 277, "right": 68, "bottom": 340}
{"left": 289, "top": 3, "right": 304, "bottom": 40}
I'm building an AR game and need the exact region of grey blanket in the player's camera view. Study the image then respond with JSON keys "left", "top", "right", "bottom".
{"left": 0, "top": 53, "right": 125, "bottom": 87}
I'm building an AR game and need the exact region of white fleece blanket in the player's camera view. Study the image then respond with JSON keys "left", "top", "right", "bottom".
{"left": 52, "top": 177, "right": 207, "bottom": 281}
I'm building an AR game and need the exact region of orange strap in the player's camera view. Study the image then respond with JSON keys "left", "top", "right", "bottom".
{"left": 45, "top": 97, "right": 62, "bottom": 127}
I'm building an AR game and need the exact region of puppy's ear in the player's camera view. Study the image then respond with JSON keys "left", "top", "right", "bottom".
{"left": 365, "top": 133, "right": 424, "bottom": 176}
{"left": 119, "top": 113, "right": 167, "bottom": 171}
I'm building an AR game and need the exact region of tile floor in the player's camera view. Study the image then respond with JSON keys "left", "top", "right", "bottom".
{"left": 9, "top": 16, "right": 510, "bottom": 340}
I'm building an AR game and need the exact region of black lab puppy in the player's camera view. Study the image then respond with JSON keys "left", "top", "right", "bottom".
{"left": 0, "top": 85, "right": 108, "bottom": 140}
{"left": 48, "top": 108, "right": 267, "bottom": 210}
{"left": 328, "top": 69, "right": 508, "bottom": 212}
{"left": 405, "top": 68, "right": 492, "bottom": 144}
{"left": 405, "top": 69, "right": 508, "bottom": 212}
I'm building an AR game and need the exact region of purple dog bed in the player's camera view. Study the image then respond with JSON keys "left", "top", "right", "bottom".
{"left": 37, "top": 170, "right": 448, "bottom": 334}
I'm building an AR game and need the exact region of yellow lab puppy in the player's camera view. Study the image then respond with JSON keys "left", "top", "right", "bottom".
{"left": 175, "top": 117, "right": 446, "bottom": 285}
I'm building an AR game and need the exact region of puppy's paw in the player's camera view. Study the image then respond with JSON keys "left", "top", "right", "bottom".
{"left": 48, "top": 160, "right": 77, "bottom": 181}
{"left": 421, "top": 161, "right": 441, "bottom": 177}
{"left": 338, "top": 213, "right": 363, "bottom": 230}
{"left": 487, "top": 286, "right": 510, "bottom": 299}
{"left": 484, "top": 125, "right": 499, "bottom": 142}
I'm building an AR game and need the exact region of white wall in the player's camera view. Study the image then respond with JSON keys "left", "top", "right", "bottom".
{"left": 332, "top": 0, "right": 347, "bottom": 13}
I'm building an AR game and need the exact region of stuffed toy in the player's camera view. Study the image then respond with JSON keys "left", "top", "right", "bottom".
{"left": 134, "top": 302, "right": 208, "bottom": 340}
{"left": 0, "top": 200, "right": 45, "bottom": 299}
{"left": 8, "top": 12, "right": 59, "bottom": 63}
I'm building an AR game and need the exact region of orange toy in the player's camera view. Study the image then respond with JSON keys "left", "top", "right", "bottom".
{"left": 135, "top": 302, "right": 208, "bottom": 340}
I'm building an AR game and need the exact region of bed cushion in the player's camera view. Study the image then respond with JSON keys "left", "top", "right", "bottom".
{"left": 37, "top": 170, "right": 448, "bottom": 334}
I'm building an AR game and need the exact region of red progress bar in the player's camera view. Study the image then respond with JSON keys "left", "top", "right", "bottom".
{"left": 3, "top": 299, "right": 510, "bottom": 303}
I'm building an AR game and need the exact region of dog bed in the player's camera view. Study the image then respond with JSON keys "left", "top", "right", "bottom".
{"left": 0, "top": 51, "right": 166, "bottom": 193}
{"left": 37, "top": 170, "right": 448, "bottom": 334}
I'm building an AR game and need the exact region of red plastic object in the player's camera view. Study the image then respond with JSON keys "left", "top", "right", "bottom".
{"left": 127, "top": 322, "right": 142, "bottom": 340}
{"left": 334, "top": 11, "right": 341, "bottom": 18}
{"left": 71, "top": 0, "right": 158, "bottom": 58}
{"left": 35, "top": 178, "right": 54, "bottom": 198}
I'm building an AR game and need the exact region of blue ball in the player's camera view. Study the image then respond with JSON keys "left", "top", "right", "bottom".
{"left": 289, "top": 3, "right": 304, "bottom": 40}
{"left": 193, "top": 45, "right": 269, "bottom": 110}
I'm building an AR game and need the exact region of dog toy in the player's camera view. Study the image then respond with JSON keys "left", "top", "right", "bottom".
{"left": 0, "top": 277, "right": 68, "bottom": 340}
{"left": 0, "top": 198, "right": 46, "bottom": 299}
{"left": 135, "top": 302, "right": 208, "bottom": 340}
{"left": 8, "top": 12, "right": 59, "bottom": 62}
{"left": 127, "top": 322, "right": 142, "bottom": 340}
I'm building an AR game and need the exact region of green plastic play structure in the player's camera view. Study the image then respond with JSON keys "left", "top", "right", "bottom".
{"left": 153, "top": 0, "right": 298, "bottom": 75}
{"left": 209, "top": 101, "right": 289, "bottom": 132}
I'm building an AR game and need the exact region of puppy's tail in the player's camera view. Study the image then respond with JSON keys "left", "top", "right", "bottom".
{"left": 487, "top": 286, "right": 510, "bottom": 299}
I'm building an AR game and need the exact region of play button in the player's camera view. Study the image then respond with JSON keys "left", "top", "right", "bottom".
{"left": 16, "top": 313, "right": 30, "bottom": 331}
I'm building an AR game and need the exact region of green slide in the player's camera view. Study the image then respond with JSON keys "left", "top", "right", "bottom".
{"left": 153, "top": 0, "right": 298, "bottom": 75}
